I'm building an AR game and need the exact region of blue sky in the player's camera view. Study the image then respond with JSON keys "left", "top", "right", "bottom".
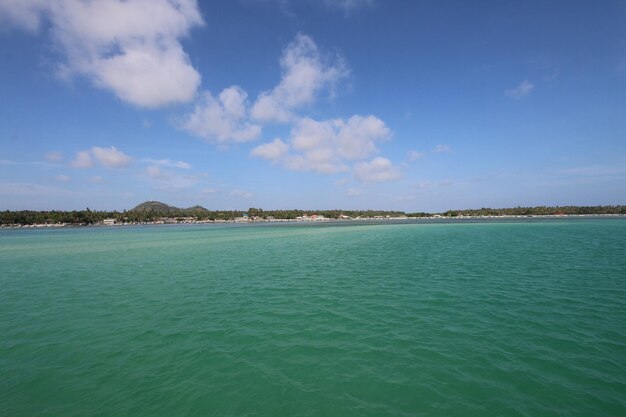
{"left": 1, "top": 0, "right": 625, "bottom": 212}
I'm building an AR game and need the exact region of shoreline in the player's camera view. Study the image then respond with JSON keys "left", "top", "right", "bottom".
{"left": 2, "top": 213, "right": 625, "bottom": 230}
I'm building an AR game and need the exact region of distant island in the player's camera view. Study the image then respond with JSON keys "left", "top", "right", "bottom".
{"left": 1, "top": 201, "right": 625, "bottom": 228}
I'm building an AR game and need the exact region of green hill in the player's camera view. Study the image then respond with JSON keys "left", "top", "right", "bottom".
{"left": 130, "top": 201, "right": 209, "bottom": 214}
{"left": 186, "top": 205, "right": 209, "bottom": 213}
{"left": 131, "top": 201, "right": 176, "bottom": 213}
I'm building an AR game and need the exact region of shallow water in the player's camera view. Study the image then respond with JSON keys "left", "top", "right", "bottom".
{"left": 1, "top": 219, "right": 625, "bottom": 416}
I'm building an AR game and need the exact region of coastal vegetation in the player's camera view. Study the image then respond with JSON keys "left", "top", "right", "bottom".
{"left": 439, "top": 205, "right": 626, "bottom": 217}
{"left": 1, "top": 202, "right": 625, "bottom": 226}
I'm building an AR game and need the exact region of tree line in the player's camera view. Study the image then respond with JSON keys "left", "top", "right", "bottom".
{"left": 440, "top": 205, "right": 626, "bottom": 217}
{"left": 0, "top": 207, "right": 406, "bottom": 225}
{"left": 1, "top": 205, "right": 624, "bottom": 226}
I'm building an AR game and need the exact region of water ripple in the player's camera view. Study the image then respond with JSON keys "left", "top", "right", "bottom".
{"left": 1, "top": 219, "right": 625, "bottom": 416}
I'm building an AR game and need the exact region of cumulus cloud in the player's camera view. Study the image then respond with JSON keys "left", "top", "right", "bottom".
{"left": 91, "top": 146, "right": 132, "bottom": 168}
{"left": 71, "top": 146, "right": 132, "bottom": 169}
{"left": 252, "top": 114, "right": 390, "bottom": 174}
{"left": 0, "top": 0, "right": 47, "bottom": 32}
{"left": 71, "top": 150, "right": 94, "bottom": 169}
{"left": 251, "top": 138, "right": 289, "bottom": 160}
{"left": 1, "top": 0, "right": 204, "bottom": 108}
{"left": 353, "top": 157, "right": 401, "bottom": 182}
{"left": 251, "top": 33, "right": 349, "bottom": 123}
{"left": 181, "top": 86, "right": 262, "bottom": 143}
{"left": 505, "top": 80, "right": 534, "bottom": 99}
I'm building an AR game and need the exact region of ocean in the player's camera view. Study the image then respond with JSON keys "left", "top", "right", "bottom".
{"left": 1, "top": 218, "right": 625, "bottom": 416}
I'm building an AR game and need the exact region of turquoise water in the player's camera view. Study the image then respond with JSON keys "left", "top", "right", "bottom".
{"left": 1, "top": 219, "right": 625, "bottom": 416}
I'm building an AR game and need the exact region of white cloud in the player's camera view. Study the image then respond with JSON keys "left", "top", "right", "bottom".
{"left": 88, "top": 175, "right": 104, "bottom": 184}
{"left": 335, "top": 115, "right": 391, "bottom": 159}
{"left": 323, "top": 0, "right": 374, "bottom": 14}
{"left": 0, "top": 0, "right": 47, "bottom": 32}
{"left": 1, "top": 0, "right": 203, "bottom": 108}
{"left": 251, "top": 33, "right": 349, "bottom": 123}
{"left": 91, "top": 146, "right": 132, "bottom": 168}
{"left": 142, "top": 158, "right": 191, "bottom": 169}
{"left": 71, "top": 146, "right": 132, "bottom": 169}
{"left": 505, "top": 80, "right": 534, "bottom": 99}
{"left": 44, "top": 151, "right": 63, "bottom": 162}
{"left": 251, "top": 138, "right": 289, "bottom": 160}
{"left": 250, "top": 95, "right": 293, "bottom": 124}
{"left": 433, "top": 144, "right": 451, "bottom": 153}
{"left": 53, "top": 174, "right": 70, "bottom": 182}
{"left": 71, "top": 150, "right": 94, "bottom": 169}
{"left": 252, "top": 114, "right": 390, "bottom": 174}
{"left": 353, "top": 157, "right": 401, "bottom": 182}
{"left": 89, "top": 41, "right": 201, "bottom": 108}
{"left": 181, "top": 86, "right": 262, "bottom": 143}
{"left": 230, "top": 189, "right": 253, "bottom": 198}
{"left": 408, "top": 150, "right": 425, "bottom": 161}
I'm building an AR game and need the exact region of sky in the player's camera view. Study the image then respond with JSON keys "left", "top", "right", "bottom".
{"left": 0, "top": 0, "right": 625, "bottom": 212}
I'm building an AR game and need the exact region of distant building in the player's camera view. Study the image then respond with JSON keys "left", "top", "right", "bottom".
{"left": 102, "top": 218, "right": 116, "bottom": 226}
{"left": 176, "top": 217, "right": 195, "bottom": 223}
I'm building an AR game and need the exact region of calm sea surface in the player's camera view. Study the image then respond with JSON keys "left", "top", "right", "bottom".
{"left": 1, "top": 218, "right": 625, "bottom": 416}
